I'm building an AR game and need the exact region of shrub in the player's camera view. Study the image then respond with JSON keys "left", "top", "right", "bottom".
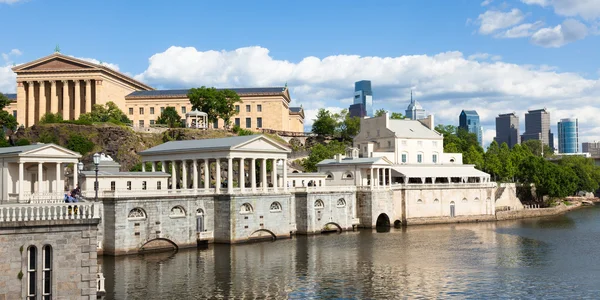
{"left": 14, "top": 138, "right": 30, "bottom": 146}
{"left": 66, "top": 134, "right": 94, "bottom": 155}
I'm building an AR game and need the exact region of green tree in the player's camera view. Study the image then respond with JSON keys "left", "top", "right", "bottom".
{"left": 187, "top": 87, "right": 241, "bottom": 128}
{"left": 0, "top": 93, "right": 18, "bottom": 131}
{"left": 484, "top": 141, "right": 502, "bottom": 180}
{"left": 39, "top": 112, "right": 64, "bottom": 124}
{"left": 80, "top": 101, "right": 131, "bottom": 124}
{"left": 510, "top": 144, "right": 532, "bottom": 181}
{"left": 464, "top": 145, "right": 484, "bottom": 169}
{"left": 156, "top": 106, "right": 182, "bottom": 128}
{"left": 302, "top": 140, "right": 346, "bottom": 172}
{"left": 375, "top": 109, "right": 387, "bottom": 117}
{"left": 66, "top": 134, "right": 94, "bottom": 155}
{"left": 498, "top": 142, "right": 516, "bottom": 181}
{"left": 390, "top": 112, "right": 405, "bottom": 119}
{"left": 336, "top": 109, "right": 360, "bottom": 142}
{"left": 558, "top": 156, "right": 600, "bottom": 193}
{"left": 311, "top": 109, "right": 337, "bottom": 136}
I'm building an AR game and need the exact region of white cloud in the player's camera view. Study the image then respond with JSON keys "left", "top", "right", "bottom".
{"left": 531, "top": 19, "right": 588, "bottom": 47}
{"left": 0, "top": 0, "right": 26, "bottom": 3}
{"left": 481, "top": 0, "right": 493, "bottom": 6}
{"left": 522, "top": 0, "right": 600, "bottom": 20}
{"left": 477, "top": 9, "right": 525, "bottom": 34}
{"left": 496, "top": 21, "right": 545, "bottom": 38}
{"left": 0, "top": 49, "right": 21, "bottom": 93}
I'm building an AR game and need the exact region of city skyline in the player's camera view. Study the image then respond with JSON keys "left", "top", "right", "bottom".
{"left": 1, "top": 0, "right": 600, "bottom": 146}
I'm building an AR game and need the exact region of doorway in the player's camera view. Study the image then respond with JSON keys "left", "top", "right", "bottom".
{"left": 450, "top": 201, "right": 456, "bottom": 218}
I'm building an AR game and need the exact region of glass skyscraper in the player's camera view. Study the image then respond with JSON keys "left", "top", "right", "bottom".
{"left": 459, "top": 110, "right": 483, "bottom": 147}
{"left": 350, "top": 80, "right": 373, "bottom": 117}
{"left": 405, "top": 91, "right": 426, "bottom": 120}
{"left": 557, "top": 118, "right": 579, "bottom": 153}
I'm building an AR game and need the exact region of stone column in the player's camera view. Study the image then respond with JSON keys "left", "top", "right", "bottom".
{"left": 282, "top": 159, "right": 288, "bottom": 191}
{"left": 370, "top": 168, "right": 374, "bottom": 188}
{"left": 239, "top": 158, "right": 245, "bottom": 192}
{"left": 182, "top": 160, "right": 188, "bottom": 189}
{"left": 171, "top": 161, "right": 176, "bottom": 190}
{"left": 271, "top": 159, "right": 278, "bottom": 192}
{"left": 251, "top": 158, "right": 256, "bottom": 192}
{"left": 27, "top": 82, "right": 35, "bottom": 127}
{"left": 38, "top": 81, "right": 46, "bottom": 119}
{"left": 215, "top": 159, "right": 221, "bottom": 193}
{"left": 74, "top": 80, "right": 81, "bottom": 120}
{"left": 18, "top": 162, "right": 24, "bottom": 201}
{"left": 141, "top": 163, "right": 146, "bottom": 172}
{"left": 37, "top": 162, "right": 43, "bottom": 193}
{"left": 161, "top": 161, "right": 166, "bottom": 172}
{"left": 151, "top": 162, "right": 156, "bottom": 172}
{"left": 193, "top": 159, "right": 198, "bottom": 190}
{"left": 261, "top": 158, "right": 267, "bottom": 192}
{"left": 55, "top": 163, "right": 61, "bottom": 193}
{"left": 62, "top": 80, "right": 70, "bottom": 121}
{"left": 73, "top": 162, "right": 78, "bottom": 190}
{"left": 227, "top": 157, "right": 233, "bottom": 193}
{"left": 388, "top": 168, "right": 392, "bottom": 186}
{"left": 50, "top": 81, "right": 58, "bottom": 114}
{"left": 84, "top": 80, "right": 92, "bottom": 113}
{"left": 204, "top": 159, "right": 209, "bottom": 190}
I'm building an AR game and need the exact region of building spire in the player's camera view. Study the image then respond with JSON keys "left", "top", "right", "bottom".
{"left": 54, "top": 44, "right": 60, "bottom": 53}
{"left": 411, "top": 90, "right": 414, "bottom": 104}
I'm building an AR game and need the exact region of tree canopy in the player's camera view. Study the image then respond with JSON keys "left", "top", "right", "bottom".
{"left": 0, "top": 93, "right": 17, "bottom": 131}
{"left": 156, "top": 106, "right": 182, "bottom": 128}
{"left": 79, "top": 101, "right": 131, "bottom": 125}
{"left": 311, "top": 109, "right": 338, "bottom": 136}
{"left": 302, "top": 140, "right": 346, "bottom": 172}
{"left": 390, "top": 112, "right": 405, "bottom": 119}
{"left": 187, "top": 87, "right": 241, "bottom": 128}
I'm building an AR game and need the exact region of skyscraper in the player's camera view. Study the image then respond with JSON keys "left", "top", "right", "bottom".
{"left": 495, "top": 113, "right": 520, "bottom": 148}
{"left": 405, "top": 91, "right": 427, "bottom": 120}
{"left": 557, "top": 118, "right": 579, "bottom": 153}
{"left": 349, "top": 80, "right": 373, "bottom": 118}
{"left": 521, "top": 108, "right": 554, "bottom": 150}
{"left": 459, "top": 110, "right": 483, "bottom": 147}
{"left": 582, "top": 141, "right": 600, "bottom": 156}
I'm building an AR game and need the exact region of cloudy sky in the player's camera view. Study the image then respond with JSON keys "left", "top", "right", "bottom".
{"left": 1, "top": 0, "right": 600, "bottom": 148}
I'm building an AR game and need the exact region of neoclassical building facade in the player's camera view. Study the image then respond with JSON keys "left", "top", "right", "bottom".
{"left": 4, "top": 52, "right": 305, "bottom": 132}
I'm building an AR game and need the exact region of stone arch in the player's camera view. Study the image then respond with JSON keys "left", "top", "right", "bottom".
{"left": 240, "top": 203, "right": 254, "bottom": 214}
{"left": 434, "top": 198, "right": 440, "bottom": 203}
{"left": 336, "top": 198, "right": 346, "bottom": 207}
{"left": 270, "top": 201, "right": 282, "bottom": 212}
{"left": 376, "top": 213, "right": 391, "bottom": 227}
{"left": 325, "top": 172, "right": 334, "bottom": 180}
{"left": 343, "top": 171, "right": 353, "bottom": 179}
{"left": 474, "top": 197, "right": 480, "bottom": 202}
{"left": 462, "top": 197, "right": 468, "bottom": 203}
{"left": 417, "top": 199, "right": 423, "bottom": 204}
{"left": 169, "top": 205, "right": 186, "bottom": 217}
{"left": 140, "top": 238, "right": 178, "bottom": 253}
{"left": 393, "top": 220, "right": 402, "bottom": 228}
{"left": 314, "top": 199, "right": 324, "bottom": 209}
{"left": 322, "top": 222, "right": 342, "bottom": 233}
{"left": 249, "top": 229, "right": 276, "bottom": 241}
{"left": 128, "top": 207, "right": 147, "bottom": 220}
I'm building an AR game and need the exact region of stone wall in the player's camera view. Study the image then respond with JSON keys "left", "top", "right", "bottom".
{"left": 495, "top": 183, "right": 524, "bottom": 210}
{"left": 0, "top": 219, "right": 99, "bottom": 299}
{"left": 496, "top": 202, "right": 580, "bottom": 221}
{"left": 298, "top": 191, "right": 356, "bottom": 234}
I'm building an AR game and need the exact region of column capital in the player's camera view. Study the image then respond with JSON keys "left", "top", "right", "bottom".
{"left": 84, "top": 79, "right": 91, "bottom": 83}
{"left": 74, "top": 80, "right": 80, "bottom": 86}
{"left": 50, "top": 80, "right": 56, "bottom": 85}
{"left": 37, "top": 80, "right": 45, "bottom": 84}
{"left": 61, "top": 80, "right": 69, "bottom": 84}
{"left": 28, "top": 81, "right": 36, "bottom": 85}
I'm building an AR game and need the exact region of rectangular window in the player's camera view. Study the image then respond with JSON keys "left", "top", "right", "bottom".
{"left": 150, "top": 120, "right": 155, "bottom": 125}
{"left": 257, "top": 117, "right": 262, "bottom": 128}
{"left": 213, "top": 120, "right": 218, "bottom": 129}
{"left": 181, "top": 106, "right": 187, "bottom": 114}
{"left": 246, "top": 104, "right": 251, "bottom": 112}
{"left": 246, "top": 117, "right": 251, "bottom": 128}
{"left": 433, "top": 154, "right": 438, "bottom": 163}
{"left": 150, "top": 107, "right": 155, "bottom": 115}
{"left": 402, "top": 154, "right": 407, "bottom": 163}
{"left": 417, "top": 154, "right": 423, "bottom": 163}
{"left": 139, "top": 107, "right": 144, "bottom": 115}
{"left": 235, "top": 105, "right": 240, "bottom": 112}
{"left": 110, "top": 181, "right": 116, "bottom": 191}
{"left": 157, "top": 181, "right": 162, "bottom": 190}
{"left": 27, "top": 246, "right": 37, "bottom": 299}
{"left": 235, "top": 118, "right": 240, "bottom": 127}
{"left": 388, "top": 141, "right": 391, "bottom": 148}
{"left": 12, "top": 110, "right": 17, "bottom": 118}
{"left": 257, "top": 104, "right": 262, "bottom": 112}
{"left": 160, "top": 107, "right": 165, "bottom": 113}
{"left": 127, "top": 181, "right": 132, "bottom": 190}
{"left": 42, "top": 245, "right": 52, "bottom": 299}
{"left": 128, "top": 108, "right": 133, "bottom": 115}
{"left": 139, "top": 120, "right": 144, "bottom": 128}
{"left": 142, "top": 181, "right": 147, "bottom": 190}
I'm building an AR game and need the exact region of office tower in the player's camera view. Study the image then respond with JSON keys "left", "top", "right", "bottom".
{"left": 349, "top": 80, "right": 373, "bottom": 118}
{"left": 521, "top": 108, "right": 554, "bottom": 150}
{"left": 582, "top": 141, "right": 600, "bottom": 156}
{"left": 494, "top": 113, "right": 520, "bottom": 148}
{"left": 557, "top": 118, "right": 579, "bottom": 153}
{"left": 459, "top": 110, "right": 483, "bottom": 147}
{"left": 405, "top": 91, "right": 427, "bottom": 120}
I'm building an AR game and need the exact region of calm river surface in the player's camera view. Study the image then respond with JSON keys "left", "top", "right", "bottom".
{"left": 100, "top": 205, "right": 600, "bottom": 299}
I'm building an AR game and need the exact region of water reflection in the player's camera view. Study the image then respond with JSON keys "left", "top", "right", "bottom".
{"left": 102, "top": 206, "right": 600, "bottom": 299}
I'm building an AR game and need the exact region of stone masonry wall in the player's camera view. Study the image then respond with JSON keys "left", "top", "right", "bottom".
{"left": 301, "top": 191, "right": 356, "bottom": 234}
{"left": 0, "top": 219, "right": 99, "bottom": 300}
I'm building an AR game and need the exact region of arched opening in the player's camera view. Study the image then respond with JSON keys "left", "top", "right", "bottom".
{"left": 393, "top": 220, "right": 402, "bottom": 228}
{"left": 196, "top": 208, "right": 204, "bottom": 232}
{"left": 249, "top": 229, "right": 276, "bottom": 242}
{"left": 450, "top": 201, "right": 456, "bottom": 218}
{"left": 376, "top": 213, "right": 391, "bottom": 228}
{"left": 321, "top": 222, "right": 342, "bottom": 234}
{"left": 140, "top": 238, "right": 178, "bottom": 253}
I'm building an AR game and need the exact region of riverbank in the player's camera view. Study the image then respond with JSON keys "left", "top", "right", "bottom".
{"left": 496, "top": 200, "right": 584, "bottom": 221}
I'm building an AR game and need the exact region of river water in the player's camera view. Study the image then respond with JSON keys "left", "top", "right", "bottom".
{"left": 100, "top": 205, "right": 600, "bottom": 299}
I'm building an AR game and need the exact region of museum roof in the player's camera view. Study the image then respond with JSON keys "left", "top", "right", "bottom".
{"left": 0, "top": 143, "right": 45, "bottom": 155}
{"left": 317, "top": 157, "right": 391, "bottom": 166}
{"left": 289, "top": 107, "right": 304, "bottom": 117}
{"left": 126, "top": 87, "right": 287, "bottom": 99}
{"left": 388, "top": 120, "right": 442, "bottom": 139}
{"left": 393, "top": 165, "right": 490, "bottom": 178}
{"left": 140, "top": 134, "right": 289, "bottom": 155}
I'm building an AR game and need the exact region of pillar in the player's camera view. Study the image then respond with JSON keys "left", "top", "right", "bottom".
{"left": 215, "top": 159, "right": 221, "bottom": 193}
{"left": 73, "top": 162, "right": 78, "bottom": 190}
{"left": 55, "top": 163, "right": 61, "bottom": 193}
{"left": 251, "top": 158, "right": 256, "bottom": 192}
{"left": 50, "top": 81, "right": 58, "bottom": 114}
{"left": 261, "top": 158, "right": 267, "bottom": 192}
{"left": 204, "top": 159, "right": 209, "bottom": 190}
{"left": 171, "top": 161, "right": 176, "bottom": 190}
{"left": 161, "top": 161, "right": 166, "bottom": 172}
{"left": 370, "top": 168, "right": 374, "bottom": 188}
{"left": 37, "top": 162, "right": 43, "bottom": 193}
{"left": 388, "top": 168, "right": 392, "bottom": 186}
{"left": 84, "top": 80, "right": 92, "bottom": 113}
{"left": 239, "top": 158, "right": 245, "bottom": 192}
{"left": 271, "top": 159, "right": 278, "bottom": 191}
{"left": 193, "top": 159, "right": 198, "bottom": 190}
{"left": 227, "top": 157, "right": 233, "bottom": 193}
{"left": 62, "top": 80, "right": 70, "bottom": 121}
{"left": 282, "top": 159, "right": 288, "bottom": 191}
{"left": 142, "top": 162, "right": 146, "bottom": 172}
{"left": 151, "top": 162, "right": 156, "bottom": 172}
{"left": 27, "top": 82, "right": 35, "bottom": 127}
{"left": 18, "top": 162, "right": 24, "bottom": 201}
{"left": 38, "top": 81, "right": 46, "bottom": 119}
{"left": 182, "top": 160, "right": 187, "bottom": 189}
{"left": 74, "top": 80, "right": 81, "bottom": 120}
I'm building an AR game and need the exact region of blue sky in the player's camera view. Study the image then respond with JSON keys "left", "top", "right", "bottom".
{"left": 2, "top": 0, "right": 600, "bottom": 147}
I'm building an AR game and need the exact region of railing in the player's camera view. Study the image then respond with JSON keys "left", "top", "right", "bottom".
{"left": 0, "top": 203, "right": 101, "bottom": 222}
{"left": 27, "top": 192, "right": 66, "bottom": 204}
{"left": 291, "top": 186, "right": 357, "bottom": 193}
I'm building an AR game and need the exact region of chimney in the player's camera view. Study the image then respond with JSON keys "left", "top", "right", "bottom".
{"left": 336, "top": 154, "right": 342, "bottom": 163}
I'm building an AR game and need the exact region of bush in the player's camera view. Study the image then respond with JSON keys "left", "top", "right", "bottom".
{"left": 39, "top": 113, "right": 63, "bottom": 124}
{"left": 14, "top": 138, "right": 30, "bottom": 146}
{"left": 38, "top": 132, "right": 59, "bottom": 144}
{"left": 232, "top": 125, "right": 255, "bottom": 136}
{"left": 66, "top": 134, "right": 94, "bottom": 155}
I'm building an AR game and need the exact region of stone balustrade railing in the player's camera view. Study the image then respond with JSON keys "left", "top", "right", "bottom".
{"left": 0, "top": 203, "right": 101, "bottom": 222}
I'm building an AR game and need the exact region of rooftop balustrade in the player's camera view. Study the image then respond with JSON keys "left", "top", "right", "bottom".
{"left": 0, "top": 202, "right": 101, "bottom": 222}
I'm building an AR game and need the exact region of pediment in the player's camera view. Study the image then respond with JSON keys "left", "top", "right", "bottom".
{"left": 22, "top": 144, "right": 82, "bottom": 158}
{"left": 22, "top": 57, "right": 95, "bottom": 71}
{"left": 234, "top": 136, "right": 291, "bottom": 152}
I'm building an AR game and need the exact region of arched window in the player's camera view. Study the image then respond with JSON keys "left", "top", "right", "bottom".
{"left": 344, "top": 172, "right": 353, "bottom": 179}
{"left": 42, "top": 245, "right": 52, "bottom": 298}
{"left": 462, "top": 198, "right": 468, "bottom": 203}
{"left": 326, "top": 172, "right": 334, "bottom": 180}
{"left": 196, "top": 208, "right": 205, "bottom": 232}
{"left": 196, "top": 208, "right": 204, "bottom": 215}
{"left": 128, "top": 208, "right": 147, "bottom": 220}
{"left": 434, "top": 198, "right": 440, "bottom": 203}
{"left": 474, "top": 197, "right": 480, "bottom": 202}
{"left": 27, "top": 246, "right": 37, "bottom": 299}
{"left": 337, "top": 198, "right": 346, "bottom": 207}
{"left": 240, "top": 203, "right": 254, "bottom": 214}
{"left": 170, "top": 206, "right": 186, "bottom": 218}
{"left": 270, "top": 201, "right": 282, "bottom": 212}
{"left": 314, "top": 199, "right": 324, "bottom": 209}
{"left": 417, "top": 199, "right": 423, "bottom": 204}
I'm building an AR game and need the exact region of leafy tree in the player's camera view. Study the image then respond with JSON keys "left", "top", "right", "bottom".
{"left": 302, "top": 140, "right": 346, "bottom": 172}
{"left": 336, "top": 109, "right": 360, "bottom": 142}
{"left": 80, "top": 101, "right": 131, "bottom": 125}
{"left": 39, "top": 112, "right": 64, "bottom": 124}
{"left": 14, "top": 138, "right": 30, "bottom": 146}
{"left": 311, "top": 109, "right": 337, "bottom": 136}
{"left": 522, "top": 140, "right": 542, "bottom": 156}
{"left": 0, "top": 93, "right": 17, "bottom": 131}
{"left": 66, "top": 134, "right": 94, "bottom": 155}
{"left": 0, "top": 131, "right": 10, "bottom": 147}
{"left": 484, "top": 141, "right": 502, "bottom": 180}
{"left": 464, "top": 145, "right": 484, "bottom": 169}
{"left": 156, "top": 106, "right": 182, "bottom": 128}
{"left": 558, "top": 156, "right": 600, "bottom": 193}
{"left": 187, "top": 87, "right": 241, "bottom": 128}
{"left": 498, "top": 142, "right": 516, "bottom": 181}
{"left": 375, "top": 109, "right": 387, "bottom": 117}
{"left": 390, "top": 112, "right": 405, "bottom": 119}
